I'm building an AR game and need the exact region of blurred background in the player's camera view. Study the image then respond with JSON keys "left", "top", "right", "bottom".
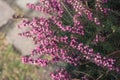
{"left": 0, "top": 0, "right": 53, "bottom": 80}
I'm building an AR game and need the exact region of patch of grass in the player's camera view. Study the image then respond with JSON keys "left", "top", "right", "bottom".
{"left": 0, "top": 33, "right": 50, "bottom": 80}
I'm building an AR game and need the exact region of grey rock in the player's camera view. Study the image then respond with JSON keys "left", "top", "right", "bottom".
{"left": 0, "top": 1, "right": 14, "bottom": 28}
{"left": 2, "top": 0, "right": 16, "bottom": 5}
{"left": 5, "top": 11, "right": 50, "bottom": 55}
{"left": 6, "top": 22, "right": 36, "bottom": 55}
{"left": 16, "top": 0, "right": 38, "bottom": 11}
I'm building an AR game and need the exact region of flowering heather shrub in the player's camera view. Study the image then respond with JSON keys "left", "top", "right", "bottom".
{"left": 19, "top": 0, "right": 120, "bottom": 80}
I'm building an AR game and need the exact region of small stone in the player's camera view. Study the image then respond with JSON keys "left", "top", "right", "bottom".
{"left": 6, "top": 22, "right": 36, "bottom": 55}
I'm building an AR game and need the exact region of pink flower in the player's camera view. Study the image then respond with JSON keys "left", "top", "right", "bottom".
{"left": 50, "top": 68, "right": 71, "bottom": 80}
{"left": 19, "top": 0, "right": 119, "bottom": 80}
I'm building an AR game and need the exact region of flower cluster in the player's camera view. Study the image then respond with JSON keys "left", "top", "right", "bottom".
{"left": 19, "top": 0, "right": 119, "bottom": 80}
{"left": 27, "top": 0, "right": 63, "bottom": 17}
{"left": 51, "top": 16, "right": 84, "bottom": 35}
{"left": 95, "top": 0, "right": 108, "bottom": 14}
{"left": 66, "top": 0, "right": 93, "bottom": 20}
{"left": 69, "top": 37, "right": 119, "bottom": 71}
{"left": 81, "top": 75, "right": 89, "bottom": 80}
{"left": 93, "top": 34, "right": 106, "bottom": 44}
{"left": 21, "top": 56, "right": 49, "bottom": 67}
{"left": 50, "top": 68, "right": 71, "bottom": 80}
{"left": 66, "top": 0, "right": 101, "bottom": 25}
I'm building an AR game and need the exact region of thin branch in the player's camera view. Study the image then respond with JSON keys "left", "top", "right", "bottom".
{"left": 96, "top": 70, "right": 109, "bottom": 80}
{"left": 80, "top": 61, "right": 91, "bottom": 65}
{"left": 106, "top": 50, "right": 120, "bottom": 57}
{"left": 111, "top": 73, "right": 119, "bottom": 80}
{"left": 85, "top": 1, "right": 89, "bottom": 8}
{"left": 110, "top": 9, "right": 120, "bottom": 16}
{"left": 74, "top": 71, "right": 95, "bottom": 80}
{"left": 96, "top": 74, "right": 104, "bottom": 80}
{"left": 61, "top": 2, "right": 73, "bottom": 18}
